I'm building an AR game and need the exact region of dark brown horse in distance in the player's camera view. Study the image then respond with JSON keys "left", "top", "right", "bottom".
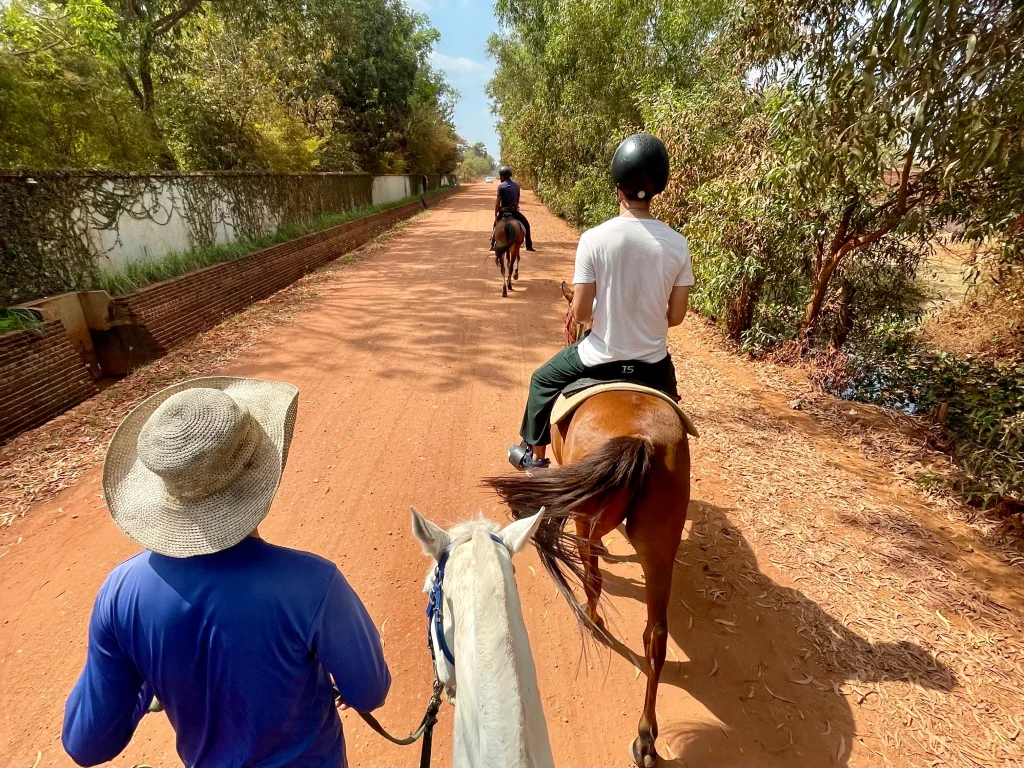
{"left": 487, "top": 283, "right": 692, "bottom": 767}
{"left": 492, "top": 216, "right": 525, "bottom": 297}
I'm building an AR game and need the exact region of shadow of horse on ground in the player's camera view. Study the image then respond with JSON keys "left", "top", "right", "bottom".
{"left": 592, "top": 500, "right": 954, "bottom": 766}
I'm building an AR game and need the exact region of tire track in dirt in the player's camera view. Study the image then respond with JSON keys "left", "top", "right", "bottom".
{"left": 1, "top": 184, "right": 1021, "bottom": 767}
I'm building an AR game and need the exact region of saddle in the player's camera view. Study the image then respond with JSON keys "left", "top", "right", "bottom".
{"left": 550, "top": 380, "right": 699, "bottom": 437}
{"left": 498, "top": 209, "right": 517, "bottom": 219}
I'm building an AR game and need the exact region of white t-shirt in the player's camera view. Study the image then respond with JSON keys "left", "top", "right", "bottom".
{"left": 572, "top": 216, "right": 694, "bottom": 367}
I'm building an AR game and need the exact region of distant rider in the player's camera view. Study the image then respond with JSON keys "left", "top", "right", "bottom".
{"left": 508, "top": 134, "right": 693, "bottom": 471}
{"left": 490, "top": 166, "right": 535, "bottom": 252}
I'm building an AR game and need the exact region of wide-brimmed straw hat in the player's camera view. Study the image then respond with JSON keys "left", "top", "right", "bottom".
{"left": 103, "top": 377, "right": 298, "bottom": 558}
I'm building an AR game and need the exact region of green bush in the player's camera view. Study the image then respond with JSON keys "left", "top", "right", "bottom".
{"left": 0, "top": 308, "right": 42, "bottom": 335}
{"left": 821, "top": 332, "right": 1024, "bottom": 504}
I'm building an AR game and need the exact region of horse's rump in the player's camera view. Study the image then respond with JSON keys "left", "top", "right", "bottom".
{"left": 493, "top": 217, "right": 523, "bottom": 250}
{"left": 485, "top": 434, "right": 655, "bottom": 632}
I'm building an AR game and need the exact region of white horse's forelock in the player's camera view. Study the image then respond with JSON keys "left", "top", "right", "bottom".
{"left": 423, "top": 515, "right": 553, "bottom": 768}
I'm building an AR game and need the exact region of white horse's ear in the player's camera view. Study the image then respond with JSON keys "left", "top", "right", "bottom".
{"left": 411, "top": 506, "right": 450, "bottom": 561}
{"left": 500, "top": 507, "right": 545, "bottom": 556}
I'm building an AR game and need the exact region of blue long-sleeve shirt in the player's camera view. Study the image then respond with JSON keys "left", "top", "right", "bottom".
{"left": 62, "top": 537, "right": 390, "bottom": 768}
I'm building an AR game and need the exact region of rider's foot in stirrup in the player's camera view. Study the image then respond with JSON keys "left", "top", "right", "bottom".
{"left": 508, "top": 441, "right": 550, "bottom": 471}
{"left": 523, "top": 454, "right": 550, "bottom": 472}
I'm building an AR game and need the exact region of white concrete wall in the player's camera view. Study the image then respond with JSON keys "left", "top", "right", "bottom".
{"left": 371, "top": 175, "right": 413, "bottom": 206}
{"left": 85, "top": 180, "right": 262, "bottom": 271}
{"left": 36, "top": 173, "right": 454, "bottom": 273}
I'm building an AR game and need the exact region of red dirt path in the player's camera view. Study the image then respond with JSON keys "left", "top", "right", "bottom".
{"left": 1, "top": 184, "right": 1021, "bottom": 768}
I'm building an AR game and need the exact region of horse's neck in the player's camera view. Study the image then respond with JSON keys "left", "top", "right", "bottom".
{"left": 450, "top": 532, "right": 553, "bottom": 768}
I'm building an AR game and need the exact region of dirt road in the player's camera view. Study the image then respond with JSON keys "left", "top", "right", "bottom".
{"left": 1, "top": 184, "right": 1022, "bottom": 767}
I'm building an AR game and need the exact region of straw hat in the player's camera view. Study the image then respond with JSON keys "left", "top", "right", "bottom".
{"left": 103, "top": 377, "right": 299, "bottom": 558}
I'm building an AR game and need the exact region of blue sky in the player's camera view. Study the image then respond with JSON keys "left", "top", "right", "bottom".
{"left": 410, "top": 0, "right": 501, "bottom": 160}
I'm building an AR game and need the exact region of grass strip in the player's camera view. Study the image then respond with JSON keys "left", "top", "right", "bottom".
{"left": 0, "top": 308, "right": 43, "bottom": 335}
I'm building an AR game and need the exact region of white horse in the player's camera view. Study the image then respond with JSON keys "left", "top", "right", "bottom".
{"left": 411, "top": 508, "right": 555, "bottom": 768}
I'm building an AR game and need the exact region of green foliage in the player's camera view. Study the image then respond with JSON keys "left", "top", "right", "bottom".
{"left": 0, "top": 0, "right": 461, "bottom": 173}
{"left": 740, "top": 0, "right": 1024, "bottom": 335}
{"left": 487, "top": 0, "right": 731, "bottom": 228}
{"left": 455, "top": 141, "right": 496, "bottom": 181}
{"left": 160, "top": 16, "right": 324, "bottom": 172}
{"left": 0, "top": 1, "right": 161, "bottom": 168}
{"left": 488, "top": 0, "right": 1024, "bottom": 500}
{"left": 95, "top": 189, "right": 444, "bottom": 296}
{"left": 824, "top": 333, "right": 1024, "bottom": 504}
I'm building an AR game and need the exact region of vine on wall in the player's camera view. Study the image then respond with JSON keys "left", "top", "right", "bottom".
{"left": 0, "top": 171, "right": 373, "bottom": 306}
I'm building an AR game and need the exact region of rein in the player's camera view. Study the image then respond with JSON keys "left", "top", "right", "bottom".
{"left": 354, "top": 681, "right": 444, "bottom": 768}
{"left": 349, "top": 532, "right": 506, "bottom": 768}
{"left": 565, "top": 305, "right": 589, "bottom": 346}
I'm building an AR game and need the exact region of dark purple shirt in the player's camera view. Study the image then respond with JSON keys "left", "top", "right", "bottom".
{"left": 498, "top": 179, "right": 521, "bottom": 208}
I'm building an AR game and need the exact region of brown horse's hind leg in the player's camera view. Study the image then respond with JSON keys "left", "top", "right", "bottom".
{"left": 625, "top": 491, "right": 687, "bottom": 767}
{"left": 575, "top": 501, "right": 628, "bottom": 632}
{"left": 506, "top": 251, "right": 515, "bottom": 292}
{"left": 574, "top": 521, "right": 605, "bottom": 631}
{"left": 496, "top": 249, "right": 508, "bottom": 297}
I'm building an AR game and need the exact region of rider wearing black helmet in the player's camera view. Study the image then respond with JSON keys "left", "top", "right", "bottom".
{"left": 509, "top": 133, "right": 693, "bottom": 471}
{"left": 490, "top": 165, "right": 535, "bottom": 252}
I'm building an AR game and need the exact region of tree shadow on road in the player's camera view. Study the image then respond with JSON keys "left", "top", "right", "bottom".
{"left": 592, "top": 500, "right": 955, "bottom": 766}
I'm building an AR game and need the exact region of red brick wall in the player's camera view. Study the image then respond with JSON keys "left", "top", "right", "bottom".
{"left": 114, "top": 188, "right": 457, "bottom": 362}
{"left": 0, "top": 320, "right": 99, "bottom": 442}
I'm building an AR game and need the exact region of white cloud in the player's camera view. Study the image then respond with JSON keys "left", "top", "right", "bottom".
{"left": 406, "top": 0, "right": 431, "bottom": 10}
{"left": 430, "top": 51, "right": 490, "bottom": 79}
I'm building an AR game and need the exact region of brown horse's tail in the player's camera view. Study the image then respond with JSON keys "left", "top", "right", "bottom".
{"left": 485, "top": 435, "right": 654, "bottom": 633}
{"left": 495, "top": 219, "right": 518, "bottom": 262}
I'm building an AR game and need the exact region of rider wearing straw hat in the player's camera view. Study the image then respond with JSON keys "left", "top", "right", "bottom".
{"left": 62, "top": 377, "right": 390, "bottom": 768}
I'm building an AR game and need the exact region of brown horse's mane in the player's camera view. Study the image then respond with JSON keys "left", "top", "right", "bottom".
{"left": 484, "top": 435, "right": 654, "bottom": 635}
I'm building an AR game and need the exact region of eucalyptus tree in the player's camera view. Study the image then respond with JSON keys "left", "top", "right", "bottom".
{"left": 740, "top": 0, "right": 1024, "bottom": 338}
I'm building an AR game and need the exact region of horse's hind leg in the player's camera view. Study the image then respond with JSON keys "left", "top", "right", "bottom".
{"left": 575, "top": 503, "right": 628, "bottom": 633}
{"left": 505, "top": 251, "right": 515, "bottom": 292}
{"left": 575, "top": 522, "right": 604, "bottom": 631}
{"left": 499, "top": 251, "right": 508, "bottom": 297}
{"left": 513, "top": 245, "right": 520, "bottom": 280}
{"left": 625, "top": 494, "right": 687, "bottom": 767}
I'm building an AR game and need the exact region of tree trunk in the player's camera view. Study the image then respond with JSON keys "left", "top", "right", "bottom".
{"left": 799, "top": 249, "right": 843, "bottom": 343}
{"left": 136, "top": 34, "right": 177, "bottom": 170}
{"left": 830, "top": 279, "right": 856, "bottom": 349}
{"left": 726, "top": 272, "right": 765, "bottom": 341}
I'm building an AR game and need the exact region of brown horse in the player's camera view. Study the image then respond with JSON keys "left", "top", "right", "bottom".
{"left": 492, "top": 215, "right": 525, "bottom": 297}
{"left": 487, "top": 283, "right": 691, "bottom": 767}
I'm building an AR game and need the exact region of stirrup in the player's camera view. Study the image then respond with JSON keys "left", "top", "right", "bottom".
{"left": 509, "top": 442, "right": 550, "bottom": 471}
{"left": 508, "top": 441, "right": 531, "bottom": 469}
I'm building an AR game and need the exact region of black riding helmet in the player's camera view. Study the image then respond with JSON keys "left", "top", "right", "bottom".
{"left": 499, "top": 165, "right": 513, "bottom": 180}
{"left": 610, "top": 134, "right": 669, "bottom": 200}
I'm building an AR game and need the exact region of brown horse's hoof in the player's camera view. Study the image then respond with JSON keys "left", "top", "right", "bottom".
{"left": 630, "top": 737, "right": 659, "bottom": 767}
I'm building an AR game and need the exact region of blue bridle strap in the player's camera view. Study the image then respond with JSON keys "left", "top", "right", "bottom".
{"left": 426, "top": 534, "right": 505, "bottom": 667}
